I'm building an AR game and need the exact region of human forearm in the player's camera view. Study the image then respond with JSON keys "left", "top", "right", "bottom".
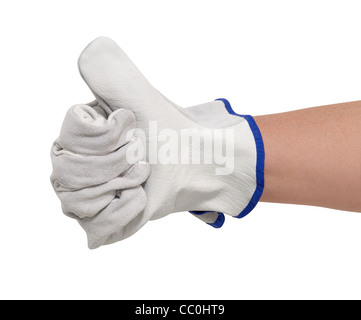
{"left": 255, "top": 101, "right": 361, "bottom": 212}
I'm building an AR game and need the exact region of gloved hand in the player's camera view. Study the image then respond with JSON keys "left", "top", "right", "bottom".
{"left": 50, "top": 37, "right": 265, "bottom": 249}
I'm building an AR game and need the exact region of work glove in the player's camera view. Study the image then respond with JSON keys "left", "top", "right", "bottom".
{"left": 50, "top": 37, "right": 265, "bottom": 249}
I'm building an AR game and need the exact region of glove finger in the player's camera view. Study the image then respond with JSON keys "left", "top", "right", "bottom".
{"left": 190, "top": 211, "right": 225, "bottom": 228}
{"left": 78, "top": 37, "right": 164, "bottom": 115}
{"left": 56, "top": 161, "right": 151, "bottom": 219}
{"left": 78, "top": 185, "right": 147, "bottom": 249}
{"left": 51, "top": 136, "right": 144, "bottom": 190}
{"left": 57, "top": 104, "right": 136, "bottom": 156}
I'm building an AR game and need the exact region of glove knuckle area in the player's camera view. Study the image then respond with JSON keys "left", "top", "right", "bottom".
{"left": 57, "top": 104, "right": 136, "bottom": 156}
{"left": 50, "top": 102, "right": 152, "bottom": 248}
{"left": 50, "top": 136, "right": 144, "bottom": 190}
{"left": 50, "top": 104, "right": 145, "bottom": 190}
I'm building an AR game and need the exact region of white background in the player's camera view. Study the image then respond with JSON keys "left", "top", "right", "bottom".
{"left": 1, "top": 0, "right": 361, "bottom": 300}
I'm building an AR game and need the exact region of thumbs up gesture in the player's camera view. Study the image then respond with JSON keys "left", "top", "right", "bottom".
{"left": 51, "top": 37, "right": 265, "bottom": 249}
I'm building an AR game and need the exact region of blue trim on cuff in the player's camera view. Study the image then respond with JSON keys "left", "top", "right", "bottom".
{"left": 208, "top": 212, "right": 225, "bottom": 228}
{"left": 216, "top": 98, "right": 265, "bottom": 219}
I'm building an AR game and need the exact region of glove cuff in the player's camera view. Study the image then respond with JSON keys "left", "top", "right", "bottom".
{"left": 216, "top": 98, "right": 265, "bottom": 219}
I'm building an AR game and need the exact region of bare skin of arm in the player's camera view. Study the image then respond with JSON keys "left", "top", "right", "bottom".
{"left": 254, "top": 101, "right": 361, "bottom": 212}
